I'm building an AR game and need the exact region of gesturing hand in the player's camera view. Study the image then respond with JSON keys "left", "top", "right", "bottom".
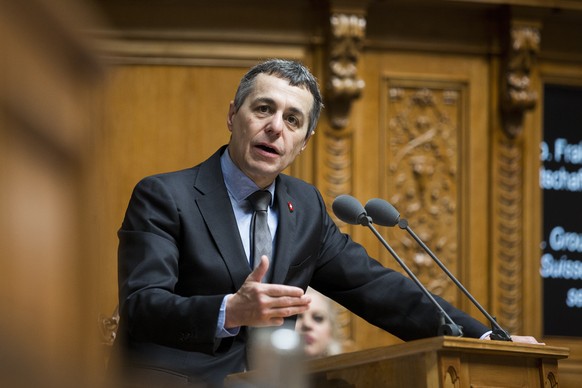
{"left": 225, "top": 255, "right": 311, "bottom": 328}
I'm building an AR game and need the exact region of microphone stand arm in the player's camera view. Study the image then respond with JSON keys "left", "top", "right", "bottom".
{"left": 398, "top": 218, "right": 512, "bottom": 341}
{"left": 361, "top": 217, "right": 463, "bottom": 337}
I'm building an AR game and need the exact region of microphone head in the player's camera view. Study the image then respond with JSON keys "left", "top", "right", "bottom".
{"left": 332, "top": 195, "right": 368, "bottom": 225}
{"left": 364, "top": 198, "right": 400, "bottom": 227}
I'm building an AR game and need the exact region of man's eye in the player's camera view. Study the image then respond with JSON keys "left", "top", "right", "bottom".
{"left": 287, "top": 115, "right": 299, "bottom": 127}
{"left": 258, "top": 105, "right": 270, "bottom": 114}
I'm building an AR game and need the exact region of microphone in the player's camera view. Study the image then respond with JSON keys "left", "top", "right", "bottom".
{"left": 331, "top": 195, "right": 371, "bottom": 226}
{"left": 363, "top": 197, "right": 399, "bottom": 227}
{"left": 332, "top": 195, "right": 463, "bottom": 337}
{"left": 364, "top": 198, "right": 512, "bottom": 342}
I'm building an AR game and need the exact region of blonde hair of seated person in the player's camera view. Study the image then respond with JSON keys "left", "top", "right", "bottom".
{"left": 295, "top": 288, "right": 342, "bottom": 358}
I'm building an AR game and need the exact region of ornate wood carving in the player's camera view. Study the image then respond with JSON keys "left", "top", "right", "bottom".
{"left": 322, "top": 0, "right": 369, "bottom": 350}
{"left": 326, "top": 10, "right": 366, "bottom": 129}
{"left": 383, "top": 82, "right": 464, "bottom": 304}
{"left": 500, "top": 21, "right": 540, "bottom": 137}
{"left": 322, "top": 132, "right": 353, "bottom": 204}
{"left": 493, "top": 19, "right": 541, "bottom": 335}
{"left": 494, "top": 138, "right": 523, "bottom": 334}
{"left": 443, "top": 365, "right": 460, "bottom": 388}
{"left": 322, "top": 128, "right": 355, "bottom": 349}
{"left": 545, "top": 371, "right": 558, "bottom": 388}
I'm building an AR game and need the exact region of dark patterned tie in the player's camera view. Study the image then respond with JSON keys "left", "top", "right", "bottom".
{"left": 247, "top": 190, "right": 272, "bottom": 269}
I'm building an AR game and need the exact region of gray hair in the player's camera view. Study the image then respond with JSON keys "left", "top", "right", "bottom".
{"left": 233, "top": 59, "right": 323, "bottom": 137}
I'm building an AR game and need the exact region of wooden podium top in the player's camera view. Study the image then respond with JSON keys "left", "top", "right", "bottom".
{"left": 308, "top": 336, "right": 569, "bottom": 374}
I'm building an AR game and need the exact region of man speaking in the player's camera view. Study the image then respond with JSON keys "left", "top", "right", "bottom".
{"left": 112, "top": 59, "right": 538, "bottom": 387}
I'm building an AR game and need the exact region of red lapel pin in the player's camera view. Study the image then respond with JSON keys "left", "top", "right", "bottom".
{"left": 287, "top": 201, "right": 294, "bottom": 212}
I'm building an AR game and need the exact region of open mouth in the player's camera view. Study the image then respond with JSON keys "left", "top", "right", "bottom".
{"left": 257, "top": 144, "right": 279, "bottom": 155}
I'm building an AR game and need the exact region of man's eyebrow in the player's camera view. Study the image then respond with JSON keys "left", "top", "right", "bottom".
{"left": 253, "top": 97, "right": 275, "bottom": 105}
{"left": 287, "top": 107, "right": 306, "bottom": 121}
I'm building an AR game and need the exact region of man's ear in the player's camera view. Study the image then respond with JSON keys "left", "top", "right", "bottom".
{"left": 226, "top": 101, "right": 236, "bottom": 132}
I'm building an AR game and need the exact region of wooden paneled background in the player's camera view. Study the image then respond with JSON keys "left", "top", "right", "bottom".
{"left": 2, "top": 0, "right": 582, "bottom": 386}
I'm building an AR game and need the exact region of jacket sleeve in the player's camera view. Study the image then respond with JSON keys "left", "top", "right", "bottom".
{"left": 308, "top": 189, "right": 489, "bottom": 341}
{"left": 117, "top": 175, "right": 226, "bottom": 354}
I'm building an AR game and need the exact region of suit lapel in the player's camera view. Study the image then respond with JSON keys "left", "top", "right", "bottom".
{"left": 271, "top": 177, "right": 297, "bottom": 284}
{"left": 194, "top": 148, "right": 251, "bottom": 290}
{"left": 192, "top": 149, "right": 299, "bottom": 287}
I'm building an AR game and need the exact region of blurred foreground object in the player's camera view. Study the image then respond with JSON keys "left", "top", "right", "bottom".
{"left": 0, "top": 0, "right": 106, "bottom": 386}
{"left": 248, "top": 328, "right": 307, "bottom": 388}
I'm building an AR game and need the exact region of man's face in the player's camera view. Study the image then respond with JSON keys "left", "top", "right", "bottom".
{"left": 227, "top": 73, "right": 314, "bottom": 188}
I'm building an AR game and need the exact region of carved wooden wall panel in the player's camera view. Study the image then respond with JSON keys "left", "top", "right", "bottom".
{"left": 342, "top": 50, "right": 492, "bottom": 350}
{"left": 380, "top": 79, "right": 467, "bottom": 306}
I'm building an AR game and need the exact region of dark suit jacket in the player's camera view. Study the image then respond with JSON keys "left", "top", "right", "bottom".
{"left": 113, "top": 146, "right": 489, "bottom": 385}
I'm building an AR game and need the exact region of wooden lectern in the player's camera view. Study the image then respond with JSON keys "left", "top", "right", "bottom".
{"left": 226, "top": 336, "right": 569, "bottom": 387}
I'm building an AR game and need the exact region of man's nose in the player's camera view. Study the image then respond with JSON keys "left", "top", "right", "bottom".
{"left": 266, "top": 113, "right": 284, "bottom": 134}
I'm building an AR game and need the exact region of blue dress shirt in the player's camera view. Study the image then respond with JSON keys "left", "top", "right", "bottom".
{"left": 215, "top": 148, "right": 277, "bottom": 337}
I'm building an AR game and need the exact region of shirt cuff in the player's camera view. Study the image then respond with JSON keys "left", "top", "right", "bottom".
{"left": 480, "top": 330, "right": 493, "bottom": 340}
{"left": 215, "top": 294, "right": 240, "bottom": 338}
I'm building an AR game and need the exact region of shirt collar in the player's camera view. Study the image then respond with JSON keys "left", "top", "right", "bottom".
{"left": 220, "top": 148, "right": 275, "bottom": 205}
